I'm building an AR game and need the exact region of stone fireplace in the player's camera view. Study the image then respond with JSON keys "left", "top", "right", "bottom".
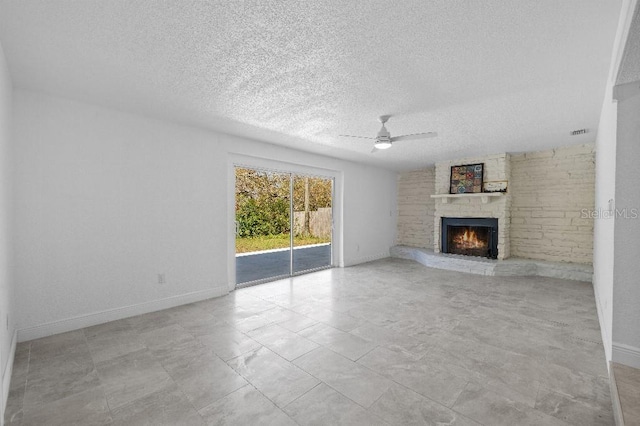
{"left": 433, "top": 153, "right": 511, "bottom": 260}
{"left": 395, "top": 145, "right": 596, "bottom": 277}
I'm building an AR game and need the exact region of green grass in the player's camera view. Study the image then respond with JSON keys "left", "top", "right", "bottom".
{"left": 236, "top": 234, "right": 330, "bottom": 253}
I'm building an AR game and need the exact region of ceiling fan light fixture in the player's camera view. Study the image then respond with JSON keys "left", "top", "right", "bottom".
{"left": 339, "top": 115, "right": 437, "bottom": 153}
{"left": 374, "top": 140, "right": 392, "bottom": 149}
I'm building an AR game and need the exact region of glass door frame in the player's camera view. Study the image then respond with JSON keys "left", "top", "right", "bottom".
{"left": 228, "top": 155, "right": 340, "bottom": 290}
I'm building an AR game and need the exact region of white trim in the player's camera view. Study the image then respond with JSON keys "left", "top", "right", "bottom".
{"left": 227, "top": 156, "right": 238, "bottom": 292}
{"left": 1, "top": 329, "right": 17, "bottom": 426}
{"left": 18, "top": 287, "right": 227, "bottom": 342}
{"left": 593, "top": 284, "right": 612, "bottom": 363}
{"left": 431, "top": 192, "right": 504, "bottom": 204}
{"left": 612, "top": 342, "right": 640, "bottom": 369}
{"left": 344, "top": 252, "right": 390, "bottom": 267}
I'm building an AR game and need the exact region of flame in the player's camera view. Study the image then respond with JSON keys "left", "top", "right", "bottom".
{"left": 453, "top": 228, "right": 484, "bottom": 249}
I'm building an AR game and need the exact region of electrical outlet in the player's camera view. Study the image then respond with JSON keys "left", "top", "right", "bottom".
{"left": 158, "top": 273, "right": 166, "bottom": 284}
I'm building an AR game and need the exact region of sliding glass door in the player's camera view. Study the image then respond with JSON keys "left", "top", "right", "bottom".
{"left": 235, "top": 168, "right": 292, "bottom": 284}
{"left": 235, "top": 167, "right": 332, "bottom": 287}
{"left": 292, "top": 175, "right": 332, "bottom": 274}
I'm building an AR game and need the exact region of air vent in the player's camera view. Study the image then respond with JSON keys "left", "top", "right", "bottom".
{"left": 570, "top": 129, "right": 589, "bottom": 136}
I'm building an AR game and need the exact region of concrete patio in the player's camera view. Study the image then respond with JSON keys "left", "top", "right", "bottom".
{"left": 236, "top": 243, "right": 332, "bottom": 285}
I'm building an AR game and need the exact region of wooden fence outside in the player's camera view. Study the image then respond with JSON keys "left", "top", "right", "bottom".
{"left": 293, "top": 207, "right": 332, "bottom": 239}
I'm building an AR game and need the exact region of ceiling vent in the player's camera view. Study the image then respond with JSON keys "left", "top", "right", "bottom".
{"left": 570, "top": 129, "right": 589, "bottom": 136}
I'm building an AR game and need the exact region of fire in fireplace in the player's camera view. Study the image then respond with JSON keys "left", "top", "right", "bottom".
{"left": 441, "top": 217, "right": 498, "bottom": 259}
{"left": 449, "top": 226, "right": 490, "bottom": 257}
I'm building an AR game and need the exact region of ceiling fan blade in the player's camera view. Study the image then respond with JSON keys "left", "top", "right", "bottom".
{"left": 339, "top": 134, "right": 375, "bottom": 140}
{"left": 391, "top": 132, "right": 438, "bottom": 142}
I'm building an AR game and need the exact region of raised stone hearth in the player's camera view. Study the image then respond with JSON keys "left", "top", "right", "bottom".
{"left": 391, "top": 245, "right": 593, "bottom": 282}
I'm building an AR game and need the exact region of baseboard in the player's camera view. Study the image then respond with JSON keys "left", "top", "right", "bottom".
{"left": 18, "top": 286, "right": 228, "bottom": 342}
{"left": 343, "top": 252, "right": 390, "bottom": 267}
{"left": 1, "top": 329, "right": 17, "bottom": 426}
{"left": 613, "top": 342, "right": 640, "bottom": 369}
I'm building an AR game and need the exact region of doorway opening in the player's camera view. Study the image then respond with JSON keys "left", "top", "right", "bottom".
{"left": 234, "top": 167, "right": 333, "bottom": 287}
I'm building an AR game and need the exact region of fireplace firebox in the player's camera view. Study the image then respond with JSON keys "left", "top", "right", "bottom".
{"left": 441, "top": 217, "right": 498, "bottom": 259}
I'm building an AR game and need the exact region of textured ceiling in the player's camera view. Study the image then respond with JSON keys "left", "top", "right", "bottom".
{"left": 617, "top": 3, "right": 640, "bottom": 85}
{"left": 0, "top": 0, "right": 623, "bottom": 171}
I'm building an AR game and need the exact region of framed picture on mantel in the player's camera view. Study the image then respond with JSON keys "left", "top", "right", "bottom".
{"left": 450, "top": 163, "right": 484, "bottom": 194}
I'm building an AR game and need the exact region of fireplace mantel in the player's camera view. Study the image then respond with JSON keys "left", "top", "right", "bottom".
{"left": 431, "top": 193, "right": 504, "bottom": 204}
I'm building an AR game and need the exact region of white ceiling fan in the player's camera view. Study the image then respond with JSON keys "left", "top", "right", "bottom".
{"left": 340, "top": 115, "right": 437, "bottom": 153}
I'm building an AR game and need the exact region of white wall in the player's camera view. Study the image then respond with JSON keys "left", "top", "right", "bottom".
{"left": 592, "top": 0, "right": 639, "bottom": 368}
{"left": 612, "top": 81, "right": 640, "bottom": 367}
{"left": 593, "top": 85, "right": 617, "bottom": 363}
{"left": 0, "top": 41, "right": 15, "bottom": 422}
{"left": 342, "top": 162, "right": 397, "bottom": 266}
{"left": 12, "top": 89, "right": 398, "bottom": 340}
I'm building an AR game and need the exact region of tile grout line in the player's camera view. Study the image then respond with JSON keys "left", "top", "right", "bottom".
{"left": 148, "top": 330, "right": 209, "bottom": 424}
{"left": 353, "top": 343, "right": 380, "bottom": 363}
{"left": 223, "top": 344, "right": 317, "bottom": 414}
{"left": 81, "top": 328, "right": 116, "bottom": 421}
{"left": 281, "top": 348, "right": 346, "bottom": 407}
{"left": 280, "top": 381, "right": 323, "bottom": 409}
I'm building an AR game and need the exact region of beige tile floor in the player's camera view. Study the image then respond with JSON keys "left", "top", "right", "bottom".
{"left": 4, "top": 258, "right": 614, "bottom": 425}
